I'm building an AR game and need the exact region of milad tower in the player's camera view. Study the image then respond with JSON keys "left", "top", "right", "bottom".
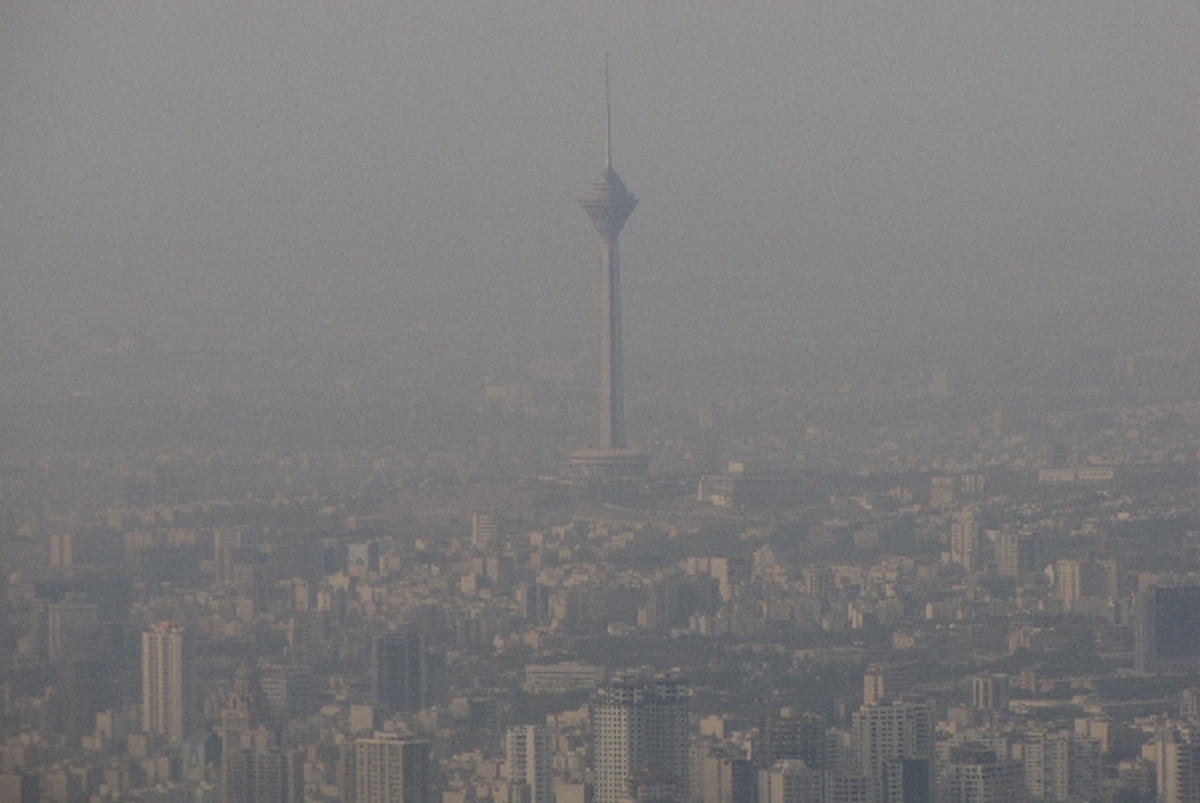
{"left": 569, "top": 60, "right": 650, "bottom": 479}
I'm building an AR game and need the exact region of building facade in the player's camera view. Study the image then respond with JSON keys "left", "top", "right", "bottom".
{"left": 142, "top": 621, "right": 193, "bottom": 743}
{"left": 354, "top": 732, "right": 432, "bottom": 803}
{"left": 506, "top": 725, "right": 553, "bottom": 803}
{"left": 372, "top": 628, "right": 426, "bottom": 716}
{"left": 851, "top": 702, "right": 934, "bottom": 803}
{"left": 592, "top": 671, "right": 690, "bottom": 803}
{"left": 939, "top": 746, "right": 1025, "bottom": 803}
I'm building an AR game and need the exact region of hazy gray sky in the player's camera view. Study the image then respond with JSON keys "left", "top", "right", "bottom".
{"left": 3, "top": 2, "right": 1198, "bottom": 379}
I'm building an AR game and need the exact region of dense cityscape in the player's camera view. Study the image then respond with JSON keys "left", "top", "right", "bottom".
{"left": 4, "top": 309, "right": 1200, "bottom": 803}
{"left": 4, "top": 5, "right": 1200, "bottom": 803}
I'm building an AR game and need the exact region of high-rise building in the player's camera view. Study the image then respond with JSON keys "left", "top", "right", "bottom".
{"left": 697, "top": 750, "right": 755, "bottom": 803}
{"left": 1055, "top": 558, "right": 1119, "bottom": 612}
{"left": 1156, "top": 725, "right": 1200, "bottom": 803}
{"left": 639, "top": 580, "right": 677, "bottom": 632}
{"left": 930, "top": 477, "right": 955, "bottom": 508}
{"left": 592, "top": 671, "right": 690, "bottom": 803}
{"left": 56, "top": 657, "right": 107, "bottom": 743}
{"left": 49, "top": 532, "right": 73, "bottom": 568}
{"left": 861, "top": 665, "right": 913, "bottom": 708}
{"left": 757, "top": 759, "right": 822, "bottom": 803}
{"left": 1183, "top": 689, "right": 1200, "bottom": 721}
{"left": 804, "top": 566, "right": 837, "bottom": 602}
{"left": 949, "top": 510, "right": 979, "bottom": 571}
{"left": 47, "top": 596, "right": 97, "bottom": 665}
{"left": 472, "top": 513, "right": 500, "bottom": 550}
{"left": 372, "top": 628, "right": 426, "bottom": 716}
{"left": 569, "top": 59, "right": 649, "bottom": 480}
{"left": 882, "top": 758, "right": 930, "bottom": 803}
{"left": 222, "top": 746, "right": 304, "bottom": 803}
{"left": 142, "top": 621, "right": 193, "bottom": 743}
{"left": 994, "top": 533, "right": 1042, "bottom": 578}
{"left": 971, "top": 675, "right": 1009, "bottom": 712}
{"left": 824, "top": 773, "right": 871, "bottom": 803}
{"left": 1022, "top": 731, "right": 1101, "bottom": 803}
{"left": 1054, "top": 560, "right": 1084, "bottom": 611}
{"left": 353, "top": 732, "right": 431, "bottom": 803}
{"left": 863, "top": 668, "right": 888, "bottom": 707}
{"left": 851, "top": 702, "right": 934, "bottom": 802}
{"left": 1135, "top": 585, "right": 1200, "bottom": 674}
{"left": 506, "top": 725, "right": 554, "bottom": 803}
{"left": 260, "top": 662, "right": 315, "bottom": 720}
{"left": 0, "top": 772, "right": 39, "bottom": 803}
{"left": 48, "top": 596, "right": 106, "bottom": 741}
{"left": 760, "top": 710, "right": 827, "bottom": 770}
{"left": 938, "top": 746, "right": 1024, "bottom": 803}
{"left": 516, "top": 584, "right": 551, "bottom": 627}
{"left": 218, "top": 663, "right": 301, "bottom": 803}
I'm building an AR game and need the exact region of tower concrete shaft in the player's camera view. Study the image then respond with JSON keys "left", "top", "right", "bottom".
{"left": 581, "top": 167, "right": 636, "bottom": 450}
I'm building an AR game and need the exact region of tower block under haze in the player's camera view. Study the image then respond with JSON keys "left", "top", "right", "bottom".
{"left": 142, "top": 621, "right": 194, "bottom": 744}
{"left": 570, "top": 59, "right": 650, "bottom": 479}
{"left": 592, "top": 671, "right": 690, "bottom": 803}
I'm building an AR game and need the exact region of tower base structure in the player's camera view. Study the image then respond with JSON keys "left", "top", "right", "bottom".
{"left": 568, "top": 448, "right": 650, "bottom": 480}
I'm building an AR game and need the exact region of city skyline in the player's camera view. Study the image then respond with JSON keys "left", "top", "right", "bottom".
{"left": 2, "top": 4, "right": 1200, "bottom": 802}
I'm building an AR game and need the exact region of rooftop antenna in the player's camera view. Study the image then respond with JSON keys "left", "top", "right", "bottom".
{"left": 605, "top": 52, "right": 612, "bottom": 170}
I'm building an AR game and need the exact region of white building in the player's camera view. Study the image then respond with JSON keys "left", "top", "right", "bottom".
{"left": 142, "top": 621, "right": 193, "bottom": 743}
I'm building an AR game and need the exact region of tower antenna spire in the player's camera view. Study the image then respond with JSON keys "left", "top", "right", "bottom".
{"left": 605, "top": 52, "right": 612, "bottom": 169}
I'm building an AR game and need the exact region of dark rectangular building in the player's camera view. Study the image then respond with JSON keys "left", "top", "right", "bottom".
{"left": 372, "top": 628, "right": 426, "bottom": 715}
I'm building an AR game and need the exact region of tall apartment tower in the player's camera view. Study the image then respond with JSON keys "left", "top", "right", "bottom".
{"left": 1055, "top": 558, "right": 1120, "bottom": 611}
{"left": 142, "top": 621, "right": 193, "bottom": 743}
{"left": 506, "top": 725, "right": 554, "bottom": 803}
{"left": 700, "top": 753, "right": 755, "bottom": 803}
{"left": 949, "top": 510, "right": 980, "bottom": 571}
{"left": 758, "top": 759, "right": 823, "bottom": 803}
{"left": 760, "top": 710, "right": 828, "bottom": 770}
{"left": 851, "top": 702, "right": 934, "bottom": 803}
{"left": 883, "top": 758, "right": 931, "bottom": 803}
{"left": 48, "top": 596, "right": 105, "bottom": 742}
{"left": 372, "top": 628, "right": 426, "bottom": 716}
{"left": 1022, "top": 731, "right": 1101, "bottom": 803}
{"left": 592, "top": 671, "right": 690, "bottom": 803}
{"left": 353, "top": 732, "right": 431, "bottom": 803}
{"left": 930, "top": 477, "right": 955, "bottom": 508}
{"left": 971, "top": 675, "right": 1009, "bottom": 712}
{"left": 47, "top": 596, "right": 97, "bottom": 665}
{"left": 937, "top": 747, "right": 1024, "bottom": 803}
{"left": 1156, "top": 725, "right": 1200, "bottom": 803}
{"left": 221, "top": 729, "right": 304, "bottom": 803}
{"left": 862, "top": 665, "right": 913, "bottom": 707}
{"left": 569, "top": 58, "right": 650, "bottom": 479}
{"left": 995, "top": 532, "right": 1042, "bottom": 578}
{"left": 217, "top": 662, "right": 304, "bottom": 803}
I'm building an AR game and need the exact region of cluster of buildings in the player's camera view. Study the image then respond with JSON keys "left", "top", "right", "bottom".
{"left": 3, "top": 449, "right": 1200, "bottom": 803}
{"left": 8, "top": 49, "right": 1200, "bottom": 803}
